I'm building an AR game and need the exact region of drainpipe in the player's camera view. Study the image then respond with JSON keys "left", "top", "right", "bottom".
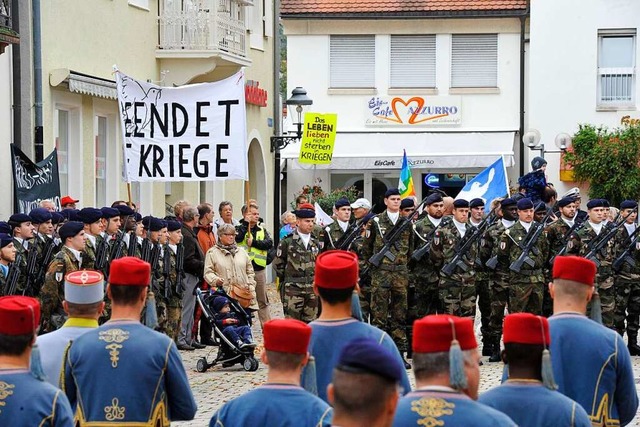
{"left": 518, "top": 2, "right": 530, "bottom": 177}
{"left": 272, "top": 0, "right": 281, "bottom": 244}
{"left": 32, "top": 0, "right": 43, "bottom": 161}
{"left": 11, "top": 0, "right": 21, "bottom": 149}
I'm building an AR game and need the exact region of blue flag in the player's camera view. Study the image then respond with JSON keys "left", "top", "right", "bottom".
{"left": 456, "top": 157, "right": 509, "bottom": 213}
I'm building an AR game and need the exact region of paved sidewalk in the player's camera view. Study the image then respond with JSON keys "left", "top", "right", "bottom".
{"left": 174, "top": 283, "right": 640, "bottom": 426}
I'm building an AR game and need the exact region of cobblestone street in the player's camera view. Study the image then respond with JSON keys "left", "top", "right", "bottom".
{"left": 174, "top": 284, "right": 640, "bottom": 426}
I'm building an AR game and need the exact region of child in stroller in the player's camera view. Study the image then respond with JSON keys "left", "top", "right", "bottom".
{"left": 212, "top": 296, "right": 256, "bottom": 350}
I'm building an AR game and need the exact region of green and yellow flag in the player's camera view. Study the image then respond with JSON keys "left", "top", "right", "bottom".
{"left": 398, "top": 149, "right": 415, "bottom": 198}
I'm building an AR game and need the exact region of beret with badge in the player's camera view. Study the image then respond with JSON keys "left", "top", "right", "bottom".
{"left": 59, "top": 221, "right": 84, "bottom": 241}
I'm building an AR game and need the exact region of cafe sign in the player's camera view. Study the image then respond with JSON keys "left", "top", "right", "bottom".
{"left": 365, "top": 95, "right": 461, "bottom": 126}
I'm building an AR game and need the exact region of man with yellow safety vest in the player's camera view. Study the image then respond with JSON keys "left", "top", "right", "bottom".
{"left": 237, "top": 203, "right": 273, "bottom": 328}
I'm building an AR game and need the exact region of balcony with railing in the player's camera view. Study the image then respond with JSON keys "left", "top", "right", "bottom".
{"left": 0, "top": 0, "right": 19, "bottom": 54}
{"left": 157, "top": 0, "right": 250, "bottom": 66}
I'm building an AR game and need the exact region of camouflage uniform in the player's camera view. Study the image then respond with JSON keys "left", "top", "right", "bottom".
{"left": 544, "top": 218, "right": 575, "bottom": 316}
{"left": 482, "top": 220, "right": 510, "bottom": 347}
{"left": 362, "top": 211, "right": 412, "bottom": 351}
{"left": 612, "top": 225, "right": 640, "bottom": 338}
{"left": 156, "top": 244, "right": 183, "bottom": 342}
{"left": 323, "top": 221, "right": 347, "bottom": 251}
{"left": 566, "top": 222, "right": 616, "bottom": 328}
{"left": 82, "top": 236, "right": 97, "bottom": 270}
{"left": 410, "top": 216, "right": 447, "bottom": 318}
{"left": 473, "top": 222, "right": 492, "bottom": 344}
{"left": 274, "top": 231, "right": 321, "bottom": 323}
{"left": 12, "top": 238, "right": 30, "bottom": 295}
{"left": 498, "top": 221, "right": 549, "bottom": 315}
{"left": 430, "top": 220, "right": 477, "bottom": 318}
{"left": 311, "top": 224, "right": 325, "bottom": 247}
{"left": 0, "top": 267, "right": 6, "bottom": 294}
{"left": 40, "top": 246, "right": 81, "bottom": 332}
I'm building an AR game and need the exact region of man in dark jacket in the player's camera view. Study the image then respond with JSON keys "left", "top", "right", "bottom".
{"left": 178, "top": 205, "right": 205, "bottom": 351}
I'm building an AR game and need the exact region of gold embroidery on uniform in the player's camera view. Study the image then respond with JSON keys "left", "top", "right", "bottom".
{"left": 0, "top": 382, "right": 15, "bottom": 413}
{"left": 411, "top": 397, "right": 455, "bottom": 427}
{"left": 590, "top": 393, "right": 620, "bottom": 427}
{"left": 99, "top": 329, "right": 130, "bottom": 368}
{"left": 104, "top": 397, "right": 126, "bottom": 421}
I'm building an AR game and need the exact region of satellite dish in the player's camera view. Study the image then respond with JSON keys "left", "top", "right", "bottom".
{"left": 555, "top": 133, "right": 572, "bottom": 151}
{"left": 523, "top": 129, "right": 541, "bottom": 148}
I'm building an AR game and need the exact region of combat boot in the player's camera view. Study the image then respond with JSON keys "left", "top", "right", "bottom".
{"left": 482, "top": 340, "right": 494, "bottom": 357}
{"left": 628, "top": 335, "right": 640, "bottom": 356}
{"left": 488, "top": 346, "right": 502, "bottom": 363}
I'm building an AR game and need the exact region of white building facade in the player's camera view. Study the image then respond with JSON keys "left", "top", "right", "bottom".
{"left": 529, "top": 0, "right": 640, "bottom": 197}
{"left": 281, "top": 1, "right": 529, "bottom": 211}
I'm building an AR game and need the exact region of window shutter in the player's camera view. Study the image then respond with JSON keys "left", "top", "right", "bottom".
{"left": 390, "top": 35, "right": 436, "bottom": 88}
{"left": 330, "top": 35, "right": 375, "bottom": 88}
{"left": 451, "top": 34, "right": 498, "bottom": 88}
{"left": 263, "top": 0, "right": 273, "bottom": 37}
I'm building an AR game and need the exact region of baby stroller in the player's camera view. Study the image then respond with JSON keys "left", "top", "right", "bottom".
{"left": 194, "top": 287, "right": 259, "bottom": 373}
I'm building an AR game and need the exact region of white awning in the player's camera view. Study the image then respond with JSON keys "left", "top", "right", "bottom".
{"left": 282, "top": 131, "right": 516, "bottom": 170}
{"left": 50, "top": 69, "right": 117, "bottom": 100}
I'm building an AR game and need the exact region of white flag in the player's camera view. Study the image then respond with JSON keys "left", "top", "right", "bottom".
{"left": 314, "top": 203, "right": 334, "bottom": 227}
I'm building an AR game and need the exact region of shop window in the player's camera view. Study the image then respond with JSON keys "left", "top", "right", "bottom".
{"left": 330, "top": 35, "right": 375, "bottom": 88}
{"left": 451, "top": 34, "right": 498, "bottom": 88}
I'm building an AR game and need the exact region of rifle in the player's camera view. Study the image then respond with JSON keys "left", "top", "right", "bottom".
{"left": 34, "top": 236, "right": 56, "bottom": 289}
{"left": 411, "top": 219, "right": 446, "bottom": 262}
{"left": 140, "top": 238, "right": 152, "bottom": 264}
{"left": 94, "top": 236, "right": 109, "bottom": 275}
{"left": 162, "top": 245, "right": 171, "bottom": 299}
{"left": 368, "top": 196, "right": 428, "bottom": 267}
{"left": 4, "top": 252, "right": 23, "bottom": 296}
{"left": 613, "top": 225, "right": 640, "bottom": 272}
{"left": 585, "top": 208, "right": 637, "bottom": 268}
{"left": 127, "top": 232, "right": 138, "bottom": 257}
{"left": 335, "top": 213, "right": 373, "bottom": 251}
{"left": 175, "top": 242, "right": 185, "bottom": 297}
{"left": 473, "top": 207, "right": 500, "bottom": 268}
{"left": 441, "top": 222, "right": 487, "bottom": 277}
{"left": 24, "top": 241, "right": 40, "bottom": 297}
{"left": 549, "top": 217, "right": 586, "bottom": 265}
{"left": 109, "top": 230, "right": 127, "bottom": 262}
{"left": 509, "top": 208, "right": 554, "bottom": 273}
{"left": 149, "top": 243, "right": 161, "bottom": 294}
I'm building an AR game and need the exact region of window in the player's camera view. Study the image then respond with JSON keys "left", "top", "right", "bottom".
{"left": 95, "top": 116, "right": 108, "bottom": 207}
{"left": 56, "top": 110, "right": 69, "bottom": 196}
{"left": 598, "top": 30, "right": 636, "bottom": 107}
{"left": 451, "top": 34, "right": 498, "bottom": 88}
{"left": 390, "top": 35, "right": 436, "bottom": 88}
{"left": 330, "top": 35, "right": 375, "bottom": 88}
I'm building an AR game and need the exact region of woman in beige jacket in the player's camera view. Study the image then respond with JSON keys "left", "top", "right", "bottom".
{"left": 204, "top": 223, "right": 259, "bottom": 311}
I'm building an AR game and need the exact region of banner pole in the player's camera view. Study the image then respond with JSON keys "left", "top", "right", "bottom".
{"left": 127, "top": 182, "right": 133, "bottom": 206}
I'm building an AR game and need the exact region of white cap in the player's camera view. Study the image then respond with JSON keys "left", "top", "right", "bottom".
{"left": 562, "top": 187, "right": 581, "bottom": 199}
{"left": 350, "top": 198, "right": 372, "bottom": 210}
{"left": 64, "top": 270, "right": 105, "bottom": 304}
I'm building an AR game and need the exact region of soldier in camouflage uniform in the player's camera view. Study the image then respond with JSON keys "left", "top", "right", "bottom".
{"left": 349, "top": 198, "right": 374, "bottom": 322}
{"left": 77, "top": 208, "right": 104, "bottom": 271}
{"left": 497, "top": 198, "right": 549, "bottom": 316}
{"left": 27, "top": 208, "right": 57, "bottom": 296}
{"left": 323, "top": 197, "right": 351, "bottom": 251}
{"left": 0, "top": 234, "right": 16, "bottom": 294}
{"left": 481, "top": 197, "right": 517, "bottom": 361}
{"left": 469, "top": 197, "right": 492, "bottom": 344}
{"left": 566, "top": 199, "right": 617, "bottom": 329}
{"left": 410, "top": 193, "right": 447, "bottom": 319}
{"left": 430, "top": 199, "right": 477, "bottom": 318}
{"left": 274, "top": 203, "right": 321, "bottom": 323}
{"left": 295, "top": 195, "right": 325, "bottom": 244}
{"left": 362, "top": 188, "right": 413, "bottom": 358}
{"left": 612, "top": 200, "right": 640, "bottom": 355}
{"left": 8, "top": 213, "right": 35, "bottom": 295}
{"left": 40, "top": 221, "right": 86, "bottom": 333}
{"left": 544, "top": 196, "right": 579, "bottom": 316}
{"left": 157, "top": 220, "right": 183, "bottom": 342}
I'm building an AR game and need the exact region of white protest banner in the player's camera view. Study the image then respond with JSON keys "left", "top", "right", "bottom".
{"left": 116, "top": 70, "right": 247, "bottom": 182}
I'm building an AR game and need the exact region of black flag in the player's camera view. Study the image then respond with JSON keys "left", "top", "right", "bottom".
{"left": 10, "top": 144, "right": 61, "bottom": 213}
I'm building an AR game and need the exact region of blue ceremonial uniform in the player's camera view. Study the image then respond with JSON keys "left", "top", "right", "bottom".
{"left": 549, "top": 312, "right": 639, "bottom": 426}
{"left": 63, "top": 320, "right": 197, "bottom": 426}
{"left": 210, "top": 384, "right": 332, "bottom": 427}
{"left": 37, "top": 318, "right": 99, "bottom": 387}
{"left": 393, "top": 388, "right": 516, "bottom": 427}
{"left": 0, "top": 368, "right": 74, "bottom": 427}
{"left": 480, "top": 381, "right": 591, "bottom": 427}
{"left": 303, "top": 318, "right": 411, "bottom": 403}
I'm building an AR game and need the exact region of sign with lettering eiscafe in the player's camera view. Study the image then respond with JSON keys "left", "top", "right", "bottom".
{"left": 621, "top": 115, "right": 640, "bottom": 126}
{"left": 245, "top": 80, "right": 267, "bottom": 107}
{"left": 365, "top": 96, "right": 461, "bottom": 126}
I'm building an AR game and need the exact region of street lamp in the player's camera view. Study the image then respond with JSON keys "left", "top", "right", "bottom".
{"left": 271, "top": 87, "right": 313, "bottom": 244}
{"left": 555, "top": 133, "right": 572, "bottom": 152}
{"left": 523, "top": 129, "right": 544, "bottom": 154}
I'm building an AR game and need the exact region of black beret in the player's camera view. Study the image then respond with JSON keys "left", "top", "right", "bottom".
{"left": 469, "top": 198, "right": 485, "bottom": 208}
{"left": 51, "top": 212, "right": 65, "bottom": 225}
{"left": 60, "top": 208, "right": 80, "bottom": 222}
{"left": 336, "top": 338, "right": 403, "bottom": 383}
{"left": 29, "top": 208, "right": 52, "bottom": 224}
{"left": 0, "top": 222, "right": 12, "bottom": 234}
{"left": 77, "top": 208, "right": 103, "bottom": 224}
{"left": 101, "top": 207, "right": 120, "bottom": 219}
{"left": 500, "top": 198, "right": 517, "bottom": 207}
{"left": 167, "top": 220, "right": 181, "bottom": 232}
{"left": 134, "top": 212, "right": 143, "bottom": 222}
{"left": 59, "top": 221, "right": 84, "bottom": 240}
{"left": 384, "top": 188, "right": 400, "bottom": 198}
{"left": 9, "top": 213, "right": 32, "bottom": 225}
{"left": 601, "top": 199, "right": 610, "bottom": 208}
{"left": 453, "top": 199, "right": 469, "bottom": 209}
{"left": 334, "top": 197, "right": 351, "bottom": 209}
{"left": 0, "top": 233, "right": 12, "bottom": 248}
{"left": 116, "top": 205, "right": 136, "bottom": 216}
{"left": 535, "top": 202, "right": 547, "bottom": 213}
{"left": 294, "top": 208, "right": 316, "bottom": 219}
{"left": 400, "top": 198, "right": 415, "bottom": 210}
{"left": 587, "top": 199, "right": 605, "bottom": 209}
{"left": 143, "top": 216, "right": 165, "bottom": 232}
{"left": 517, "top": 198, "right": 534, "bottom": 210}
{"left": 620, "top": 200, "right": 638, "bottom": 210}
{"left": 556, "top": 197, "right": 576, "bottom": 208}
{"left": 426, "top": 193, "right": 443, "bottom": 205}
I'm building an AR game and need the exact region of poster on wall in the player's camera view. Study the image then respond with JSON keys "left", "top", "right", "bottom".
{"left": 10, "top": 144, "right": 61, "bottom": 213}
{"left": 365, "top": 96, "right": 462, "bottom": 126}
{"left": 115, "top": 69, "right": 248, "bottom": 182}
{"left": 298, "top": 113, "right": 337, "bottom": 165}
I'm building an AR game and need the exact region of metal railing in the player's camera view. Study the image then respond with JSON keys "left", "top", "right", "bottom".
{"left": 0, "top": 0, "right": 11, "bottom": 29}
{"left": 158, "top": 0, "right": 247, "bottom": 58}
{"left": 599, "top": 68, "right": 635, "bottom": 103}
